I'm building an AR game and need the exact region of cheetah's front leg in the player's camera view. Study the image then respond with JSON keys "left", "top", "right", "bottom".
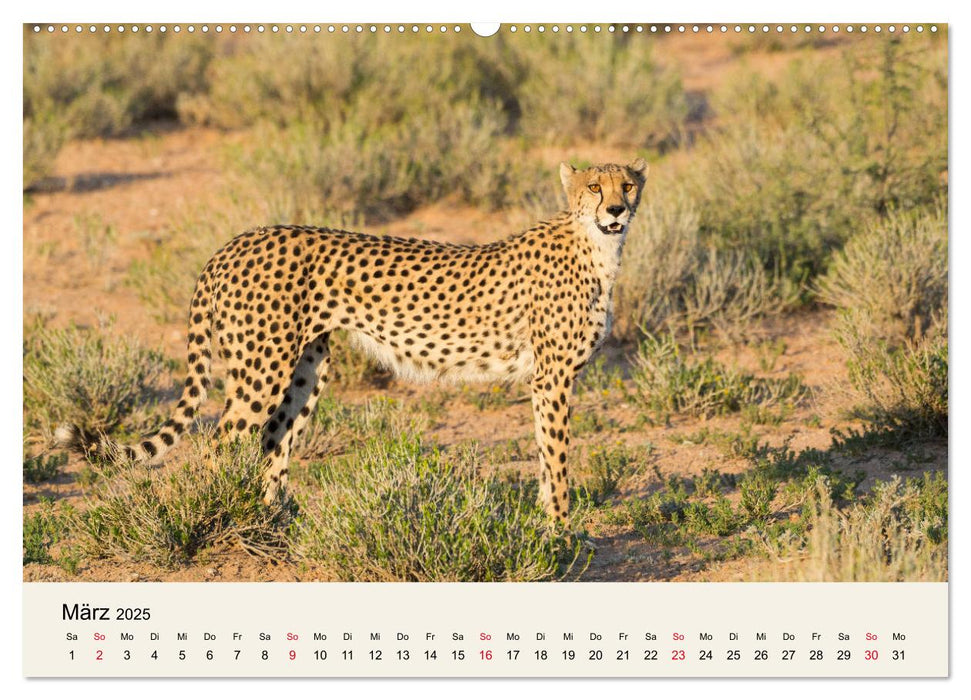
{"left": 530, "top": 368, "right": 575, "bottom": 524}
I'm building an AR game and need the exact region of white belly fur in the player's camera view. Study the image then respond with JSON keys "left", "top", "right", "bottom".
{"left": 349, "top": 331, "right": 535, "bottom": 385}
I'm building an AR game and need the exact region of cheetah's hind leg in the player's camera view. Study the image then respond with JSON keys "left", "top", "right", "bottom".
{"left": 260, "top": 333, "right": 332, "bottom": 503}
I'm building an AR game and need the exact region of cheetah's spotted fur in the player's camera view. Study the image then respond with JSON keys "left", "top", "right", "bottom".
{"left": 59, "top": 160, "right": 648, "bottom": 522}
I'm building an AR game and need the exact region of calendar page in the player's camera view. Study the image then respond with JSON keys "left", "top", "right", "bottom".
{"left": 21, "top": 20, "right": 949, "bottom": 680}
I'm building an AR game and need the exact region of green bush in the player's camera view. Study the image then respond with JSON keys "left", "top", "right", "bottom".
{"left": 818, "top": 201, "right": 947, "bottom": 438}
{"left": 180, "top": 32, "right": 688, "bottom": 151}
{"left": 293, "top": 432, "right": 579, "bottom": 581}
{"left": 23, "top": 113, "right": 67, "bottom": 189}
{"left": 513, "top": 33, "right": 689, "bottom": 148}
{"left": 630, "top": 332, "right": 808, "bottom": 422}
{"left": 765, "top": 473, "right": 947, "bottom": 582}
{"left": 818, "top": 203, "right": 947, "bottom": 343}
{"left": 834, "top": 313, "right": 947, "bottom": 437}
{"left": 687, "top": 37, "right": 947, "bottom": 284}
{"left": 24, "top": 504, "right": 72, "bottom": 564}
{"left": 23, "top": 318, "right": 171, "bottom": 439}
{"left": 74, "top": 433, "right": 295, "bottom": 566}
{"left": 23, "top": 452, "right": 68, "bottom": 484}
{"left": 24, "top": 31, "right": 212, "bottom": 140}
{"left": 235, "top": 103, "right": 546, "bottom": 221}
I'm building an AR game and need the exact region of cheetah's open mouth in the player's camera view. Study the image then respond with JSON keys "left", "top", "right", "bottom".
{"left": 598, "top": 222, "right": 626, "bottom": 235}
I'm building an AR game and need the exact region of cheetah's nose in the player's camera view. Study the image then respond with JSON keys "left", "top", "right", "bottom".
{"left": 606, "top": 205, "right": 625, "bottom": 217}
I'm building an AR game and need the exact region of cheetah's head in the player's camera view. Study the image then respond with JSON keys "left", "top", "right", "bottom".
{"left": 559, "top": 159, "right": 649, "bottom": 236}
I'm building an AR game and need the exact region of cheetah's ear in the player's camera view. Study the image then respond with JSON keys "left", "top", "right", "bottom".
{"left": 559, "top": 162, "right": 577, "bottom": 190}
{"left": 628, "top": 157, "right": 649, "bottom": 182}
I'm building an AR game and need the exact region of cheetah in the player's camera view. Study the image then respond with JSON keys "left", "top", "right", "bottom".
{"left": 58, "top": 159, "right": 648, "bottom": 522}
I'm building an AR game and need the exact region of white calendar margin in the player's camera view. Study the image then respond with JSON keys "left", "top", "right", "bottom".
{"left": 8, "top": 0, "right": 964, "bottom": 696}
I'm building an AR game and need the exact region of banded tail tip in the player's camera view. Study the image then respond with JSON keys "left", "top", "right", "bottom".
{"left": 54, "top": 424, "right": 79, "bottom": 448}
{"left": 54, "top": 424, "right": 97, "bottom": 453}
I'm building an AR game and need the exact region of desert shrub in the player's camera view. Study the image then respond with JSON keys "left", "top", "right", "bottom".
{"left": 818, "top": 202, "right": 947, "bottom": 437}
{"left": 22, "top": 318, "right": 171, "bottom": 439}
{"left": 630, "top": 332, "right": 808, "bottom": 422}
{"left": 688, "top": 37, "right": 947, "bottom": 283}
{"left": 687, "top": 122, "right": 863, "bottom": 284}
{"left": 183, "top": 31, "right": 687, "bottom": 151}
{"left": 293, "top": 432, "right": 579, "bottom": 581}
{"left": 834, "top": 313, "right": 947, "bottom": 437}
{"left": 73, "top": 433, "right": 294, "bottom": 566}
{"left": 512, "top": 33, "right": 689, "bottom": 148}
{"left": 235, "top": 101, "right": 546, "bottom": 220}
{"left": 180, "top": 33, "right": 521, "bottom": 132}
{"left": 24, "top": 30, "right": 212, "bottom": 139}
{"left": 23, "top": 113, "right": 67, "bottom": 189}
{"left": 613, "top": 193, "right": 701, "bottom": 339}
{"left": 613, "top": 193, "right": 797, "bottom": 342}
{"left": 22, "top": 29, "right": 211, "bottom": 189}
{"left": 764, "top": 473, "right": 947, "bottom": 582}
{"left": 176, "top": 33, "right": 365, "bottom": 129}
{"left": 817, "top": 203, "right": 947, "bottom": 342}
{"left": 679, "top": 248, "right": 799, "bottom": 342}
{"left": 737, "top": 471, "right": 777, "bottom": 523}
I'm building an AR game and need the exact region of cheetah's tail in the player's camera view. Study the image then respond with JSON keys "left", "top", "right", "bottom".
{"left": 56, "top": 270, "right": 215, "bottom": 464}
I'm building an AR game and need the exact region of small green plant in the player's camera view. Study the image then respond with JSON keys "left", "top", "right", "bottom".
{"left": 295, "top": 432, "right": 581, "bottom": 581}
{"left": 756, "top": 339, "right": 787, "bottom": 372}
{"left": 681, "top": 497, "right": 744, "bottom": 537}
{"left": 74, "top": 212, "right": 118, "bottom": 271}
{"left": 73, "top": 433, "right": 295, "bottom": 567}
{"left": 576, "top": 444, "right": 643, "bottom": 505}
{"left": 738, "top": 472, "right": 777, "bottom": 524}
{"left": 23, "top": 502, "right": 72, "bottom": 564}
{"left": 576, "top": 355, "right": 625, "bottom": 399}
{"left": 462, "top": 383, "right": 524, "bottom": 411}
{"left": 692, "top": 468, "right": 735, "bottom": 498}
{"left": 571, "top": 408, "right": 620, "bottom": 436}
{"left": 630, "top": 332, "right": 808, "bottom": 422}
{"left": 763, "top": 473, "right": 947, "bottom": 582}
{"left": 23, "top": 451, "right": 68, "bottom": 484}
{"left": 23, "top": 317, "right": 172, "bottom": 439}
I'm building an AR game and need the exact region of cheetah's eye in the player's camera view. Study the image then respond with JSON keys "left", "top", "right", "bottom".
{"left": 588, "top": 184, "right": 601, "bottom": 193}
{"left": 622, "top": 183, "right": 635, "bottom": 193}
